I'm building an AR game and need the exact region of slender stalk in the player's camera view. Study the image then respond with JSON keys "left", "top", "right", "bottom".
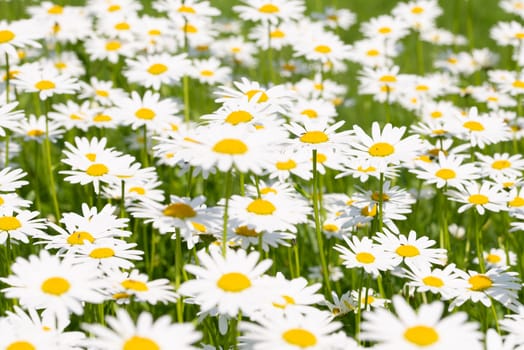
{"left": 473, "top": 211, "right": 486, "bottom": 273}
{"left": 312, "top": 149, "right": 332, "bottom": 295}
{"left": 355, "top": 269, "right": 364, "bottom": 345}
{"left": 120, "top": 180, "right": 126, "bottom": 218}
{"left": 4, "top": 53, "right": 10, "bottom": 167}
{"left": 377, "top": 173, "right": 385, "bottom": 232}
{"left": 175, "top": 228, "right": 184, "bottom": 323}
{"left": 222, "top": 169, "right": 233, "bottom": 256}
{"left": 43, "top": 98, "right": 61, "bottom": 222}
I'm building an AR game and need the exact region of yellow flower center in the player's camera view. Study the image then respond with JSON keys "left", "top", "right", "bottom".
{"left": 94, "top": 114, "right": 112, "bottom": 122}
{"left": 246, "top": 89, "right": 269, "bottom": 102}
{"left": 463, "top": 121, "right": 485, "bottom": 131}
{"left": 491, "top": 160, "right": 511, "bottom": 169}
{"left": 270, "top": 29, "right": 285, "bottom": 38}
{"left": 95, "top": 89, "right": 109, "bottom": 97}
{"left": 123, "top": 336, "right": 160, "bottom": 350}
{"left": 368, "top": 142, "right": 395, "bottom": 157}
{"left": 54, "top": 61, "right": 67, "bottom": 69}
{"left": 513, "top": 80, "right": 524, "bottom": 88}
{"left": 235, "top": 225, "right": 259, "bottom": 237}
{"left": 468, "top": 194, "right": 488, "bottom": 205}
{"left": 129, "top": 187, "right": 146, "bottom": 195}
{"left": 378, "top": 27, "right": 391, "bottom": 34}
{"left": 432, "top": 129, "right": 446, "bottom": 135}
{"left": 404, "top": 326, "right": 439, "bottom": 346}
{"left": 411, "top": 6, "right": 424, "bottom": 13}
{"left": 371, "top": 191, "right": 389, "bottom": 202}
{"left": 89, "top": 247, "right": 115, "bottom": 259}
{"left": 423, "top": 276, "right": 444, "bottom": 287}
{"left": 135, "top": 108, "right": 156, "bottom": 120}
{"left": 0, "top": 216, "right": 21, "bottom": 231}
{"left": 396, "top": 245, "right": 420, "bottom": 257}
{"left": 27, "top": 129, "right": 44, "bottom": 137}
{"left": 86, "top": 163, "right": 109, "bottom": 176}
{"left": 247, "top": 199, "right": 276, "bottom": 215}
{"left": 6, "top": 341, "right": 36, "bottom": 350}
{"left": 213, "top": 138, "right": 248, "bottom": 155}
{"left": 34, "top": 80, "right": 55, "bottom": 90}
{"left": 357, "top": 165, "right": 376, "bottom": 173}
{"left": 148, "top": 29, "right": 161, "bottom": 36}
{"left": 115, "top": 22, "right": 130, "bottom": 31}
{"left": 361, "top": 204, "right": 377, "bottom": 217}
{"left": 147, "top": 63, "right": 168, "bottom": 75}
{"left": 486, "top": 254, "right": 501, "bottom": 264}
{"left": 178, "top": 5, "right": 196, "bottom": 13}
{"left": 282, "top": 328, "right": 317, "bottom": 347}
{"left": 225, "top": 110, "right": 253, "bottom": 125}
{"left": 107, "top": 4, "right": 121, "bottom": 12}
{"left": 379, "top": 75, "right": 397, "bottom": 83}
{"left": 355, "top": 252, "right": 375, "bottom": 264}
{"left": 163, "top": 203, "right": 196, "bottom": 219}
{"left": 468, "top": 274, "right": 493, "bottom": 291}
{"left": 435, "top": 168, "right": 456, "bottom": 180}
{"left": 183, "top": 23, "right": 198, "bottom": 33}
{"left": 200, "top": 69, "right": 214, "bottom": 77}
{"left": 217, "top": 272, "right": 251, "bottom": 292}
{"left": 273, "top": 295, "right": 295, "bottom": 309}
{"left": 85, "top": 153, "right": 96, "bottom": 161}
{"left": 323, "top": 224, "right": 339, "bottom": 232}
{"left": 300, "top": 109, "right": 318, "bottom": 118}
{"left": 276, "top": 159, "right": 296, "bottom": 170}
{"left": 367, "top": 49, "right": 380, "bottom": 56}
{"left": 487, "top": 96, "right": 499, "bottom": 102}
{"left": 362, "top": 295, "right": 375, "bottom": 304}
{"left": 47, "top": 4, "right": 63, "bottom": 14}
{"left": 0, "top": 30, "right": 15, "bottom": 43}
{"left": 416, "top": 85, "right": 429, "bottom": 91}
{"left": 67, "top": 231, "right": 95, "bottom": 245}
{"left": 448, "top": 57, "right": 458, "bottom": 64}
{"left": 105, "top": 41, "right": 121, "bottom": 51}
{"left": 121, "top": 279, "right": 149, "bottom": 291}
{"left": 314, "top": 45, "right": 332, "bottom": 54}
{"left": 430, "top": 111, "right": 443, "bottom": 118}
{"left": 516, "top": 33, "right": 524, "bottom": 39}
{"left": 509, "top": 196, "right": 524, "bottom": 207}
{"left": 300, "top": 131, "right": 329, "bottom": 144}
{"left": 191, "top": 222, "right": 207, "bottom": 233}
{"left": 258, "top": 4, "right": 279, "bottom": 13}
{"left": 41, "top": 277, "right": 70, "bottom": 296}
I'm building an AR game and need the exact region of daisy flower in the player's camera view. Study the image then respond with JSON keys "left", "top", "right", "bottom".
{"left": 114, "top": 90, "right": 180, "bottom": 131}
{"left": 13, "top": 114, "right": 64, "bottom": 143}
{"left": 0, "top": 208, "right": 47, "bottom": 244}
{"left": 447, "top": 181, "right": 508, "bottom": 215}
{"left": 1, "top": 250, "right": 106, "bottom": 327}
{"left": 154, "top": 0, "right": 220, "bottom": 21}
{"left": 240, "top": 309, "right": 343, "bottom": 349}
{"left": 411, "top": 151, "right": 480, "bottom": 189}
{"left": 0, "top": 19, "right": 41, "bottom": 60}
{"left": 392, "top": 0, "right": 443, "bottom": 30}
{"left": 228, "top": 225, "right": 294, "bottom": 251}
{"left": 124, "top": 53, "right": 190, "bottom": 90}
{"left": 68, "top": 238, "right": 143, "bottom": 272}
{"left": 84, "top": 36, "right": 135, "bottom": 64}
{"left": 0, "top": 315, "right": 56, "bottom": 350}
{"left": 215, "top": 77, "right": 295, "bottom": 114}
{"left": 201, "top": 97, "right": 278, "bottom": 127}
{"left": 350, "top": 287, "right": 389, "bottom": 309}
{"left": 233, "top": 0, "right": 305, "bottom": 25}
{"left": 374, "top": 229, "right": 447, "bottom": 269}
{"left": 478, "top": 248, "right": 517, "bottom": 268}
{"left": 228, "top": 192, "right": 310, "bottom": 233}
{"left": 12, "top": 63, "right": 79, "bottom": 100}
{"left": 347, "top": 121, "right": 423, "bottom": 172}
{"left": 0, "top": 101, "right": 24, "bottom": 137}
{"left": 475, "top": 152, "right": 524, "bottom": 180}
{"left": 286, "top": 119, "right": 353, "bottom": 153}
{"left": 0, "top": 193, "right": 30, "bottom": 212}
{"left": 361, "top": 295, "right": 483, "bottom": 349}
{"left": 334, "top": 236, "right": 396, "bottom": 277}
{"left": 403, "top": 263, "right": 468, "bottom": 300}
{"left": 104, "top": 269, "right": 177, "bottom": 305}
{"left": 266, "top": 147, "right": 313, "bottom": 181}
{"left": 83, "top": 309, "right": 201, "bottom": 350}
{"left": 189, "top": 57, "right": 231, "bottom": 85}
{"left": 450, "top": 267, "right": 522, "bottom": 312}
{"left": 360, "top": 14, "right": 410, "bottom": 42}
{"left": 358, "top": 66, "right": 407, "bottom": 103}
{"left": 324, "top": 290, "right": 354, "bottom": 317}
{"left": 78, "top": 77, "right": 127, "bottom": 106}
{"left": 293, "top": 30, "right": 351, "bottom": 65}
{"left": 48, "top": 100, "right": 92, "bottom": 131}
{"left": 500, "top": 309, "right": 524, "bottom": 347}
{"left": 179, "top": 248, "right": 272, "bottom": 317}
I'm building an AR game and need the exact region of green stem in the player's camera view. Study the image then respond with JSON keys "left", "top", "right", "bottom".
{"left": 175, "top": 228, "right": 184, "bottom": 323}
{"left": 4, "top": 53, "right": 9, "bottom": 167}
{"left": 378, "top": 173, "right": 385, "bottom": 233}
{"left": 43, "top": 98, "right": 61, "bottom": 222}
{"left": 120, "top": 180, "right": 126, "bottom": 218}
{"left": 473, "top": 211, "right": 485, "bottom": 273}
{"left": 355, "top": 269, "right": 364, "bottom": 345}
{"left": 222, "top": 169, "right": 233, "bottom": 256}
{"left": 312, "top": 149, "right": 332, "bottom": 295}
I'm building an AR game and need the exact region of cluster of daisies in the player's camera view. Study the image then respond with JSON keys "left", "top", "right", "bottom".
{"left": 1, "top": 0, "right": 524, "bottom": 348}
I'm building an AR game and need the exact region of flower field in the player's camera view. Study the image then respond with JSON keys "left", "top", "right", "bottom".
{"left": 1, "top": 0, "right": 524, "bottom": 348}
